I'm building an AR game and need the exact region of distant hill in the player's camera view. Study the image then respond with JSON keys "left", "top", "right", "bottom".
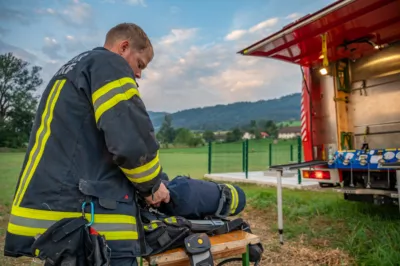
{"left": 148, "top": 93, "right": 301, "bottom": 131}
{"left": 148, "top": 111, "right": 168, "bottom": 128}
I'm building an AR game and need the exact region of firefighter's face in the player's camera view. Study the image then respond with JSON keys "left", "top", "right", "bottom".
{"left": 119, "top": 41, "right": 153, "bottom": 79}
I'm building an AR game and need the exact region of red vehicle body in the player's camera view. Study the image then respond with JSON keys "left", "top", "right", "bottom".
{"left": 239, "top": 0, "right": 400, "bottom": 205}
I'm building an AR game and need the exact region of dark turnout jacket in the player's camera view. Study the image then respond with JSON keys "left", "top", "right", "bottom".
{"left": 4, "top": 47, "right": 161, "bottom": 259}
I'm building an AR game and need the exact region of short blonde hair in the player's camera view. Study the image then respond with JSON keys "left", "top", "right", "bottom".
{"left": 105, "top": 23, "right": 153, "bottom": 53}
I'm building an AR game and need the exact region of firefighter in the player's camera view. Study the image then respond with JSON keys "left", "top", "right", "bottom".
{"left": 4, "top": 23, "right": 169, "bottom": 265}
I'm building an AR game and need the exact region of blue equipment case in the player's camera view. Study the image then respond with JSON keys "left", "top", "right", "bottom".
{"left": 328, "top": 148, "right": 400, "bottom": 170}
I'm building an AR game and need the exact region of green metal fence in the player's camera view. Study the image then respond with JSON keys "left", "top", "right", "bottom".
{"left": 208, "top": 137, "right": 304, "bottom": 181}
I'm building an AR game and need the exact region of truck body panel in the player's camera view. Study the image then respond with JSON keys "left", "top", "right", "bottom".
{"left": 238, "top": 0, "right": 400, "bottom": 205}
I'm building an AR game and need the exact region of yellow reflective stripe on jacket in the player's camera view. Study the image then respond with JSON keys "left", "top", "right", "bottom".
{"left": 143, "top": 220, "right": 163, "bottom": 232}
{"left": 8, "top": 206, "right": 138, "bottom": 241}
{"left": 13, "top": 79, "right": 67, "bottom": 207}
{"left": 164, "top": 216, "right": 177, "bottom": 224}
{"left": 92, "top": 77, "right": 140, "bottom": 123}
{"left": 120, "top": 152, "right": 161, "bottom": 183}
{"left": 226, "top": 184, "right": 239, "bottom": 214}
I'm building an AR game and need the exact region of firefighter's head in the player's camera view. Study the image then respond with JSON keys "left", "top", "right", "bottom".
{"left": 104, "top": 23, "right": 154, "bottom": 79}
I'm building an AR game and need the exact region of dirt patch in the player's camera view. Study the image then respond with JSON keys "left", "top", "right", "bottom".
{"left": 224, "top": 206, "right": 355, "bottom": 266}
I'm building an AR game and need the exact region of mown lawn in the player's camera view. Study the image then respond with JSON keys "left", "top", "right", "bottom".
{"left": 1, "top": 151, "right": 400, "bottom": 265}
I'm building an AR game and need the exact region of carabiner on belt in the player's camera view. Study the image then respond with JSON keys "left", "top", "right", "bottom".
{"left": 81, "top": 201, "right": 95, "bottom": 227}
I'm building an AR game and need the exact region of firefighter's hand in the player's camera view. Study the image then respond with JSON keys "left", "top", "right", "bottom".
{"left": 145, "top": 182, "right": 170, "bottom": 207}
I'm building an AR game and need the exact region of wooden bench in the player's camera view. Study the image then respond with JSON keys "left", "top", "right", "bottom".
{"left": 140, "top": 231, "right": 260, "bottom": 266}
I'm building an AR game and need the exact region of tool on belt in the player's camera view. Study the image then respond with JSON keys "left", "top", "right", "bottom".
{"left": 31, "top": 201, "right": 111, "bottom": 266}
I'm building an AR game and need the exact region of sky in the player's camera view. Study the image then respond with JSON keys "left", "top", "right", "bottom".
{"left": 0, "top": 0, "right": 334, "bottom": 113}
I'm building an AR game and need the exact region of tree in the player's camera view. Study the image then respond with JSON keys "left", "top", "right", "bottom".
{"left": 225, "top": 127, "right": 242, "bottom": 143}
{"left": 248, "top": 120, "right": 261, "bottom": 139}
{"left": 202, "top": 130, "right": 215, "bottom": 142}
{"left": 156, "top": 114, "right": 176, "bottom": 147}
{"left": 264, "top": 120, "right": 278, "bottom": 139}
{"left": 187, "top": 136, "right": 203, "bottom": 147}
{"left": 174, "top": 128, "right": 194, "bottom": 145}
{"left": 0, "top": 53, "right": 43, "bottom": 148}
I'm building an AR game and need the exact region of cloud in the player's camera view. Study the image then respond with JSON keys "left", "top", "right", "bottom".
{"left": 285, "top": 13, "right": 302, "bottom": 20}
{"left": 225, "top": 17, "right": 279, "bottom": 42}
{"left": 249, "top": 18, "right": 279, "bottom": 33}
{"left": 0, "top": 6, "right": 33, "bottom": 25}
{"left": 41, "top": 37, "right": 63, "bottom": 59}
{"left": 139, "top": 27, "right": 301, "bottom": 112}
{"left": 0, "top": 26, "right": 9, "bottom": 37}
{"left": 102, "top": 0, "right": 146, "bottom": 6}
{"left": 0, "top": 39, "right": 64, "bottom": 96}
{"left": 64, "top": 35, "right": 88, "bottom": 53}
{"left": 225, "top": 30, "right": 247, "bottom": 41}
{"left": 124, "top": 0, "right": 146, "bottom": 6}
{"left": 170, "top": 6, "right": 180, "bottom": 14}
{"left": 0, "top": 40, "right": 38, "bottom": 62}
{"left": 36, "top": 0, "right": 93, "bottom": 28}
{"left": 159, "top": 28, "right": 198, "bottom": 45}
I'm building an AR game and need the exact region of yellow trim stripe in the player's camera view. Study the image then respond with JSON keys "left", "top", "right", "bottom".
{"left": 120, "top": 152, "right": 161, "bottom": 184}
{"left": 226, "top": 184, "right": 239, "bottom": 214}
{"left": 126, "top": 164, "right": 161, "bottom": 184}
{"left": 92, "top": 77, "right": 137, "bottom": 103}
{"left": 7, "top": 223, "right": 138, "bottom": 241}
{"left": 8, "top": 206, "right": 138, "bottom": 241}
{"left": 11, "top": 205, "right": 137, "bottom": 224}
{"left": 95, "top": 88, "right": 140, "bottom": 123}
{"left": 13, "top": 79, "right": 66, "bottom": 207}
{"left": 121, "top": 152, "right": 160, "bottom": 175}
{"left": 92, "top": 77, "right": 140, "bottom": 123}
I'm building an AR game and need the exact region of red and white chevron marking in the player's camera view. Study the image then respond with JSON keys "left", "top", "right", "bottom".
{"left": 300, "top": 87, "right": 307, "bottom": 142}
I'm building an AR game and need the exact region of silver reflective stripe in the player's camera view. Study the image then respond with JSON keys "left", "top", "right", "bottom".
{"left": 13, "top": 80, "right": 63, "bottom": 206}
{"left": 124, "top": 161, "right": 160, "bottom": 179}
{"left": 95, "top": 223, "right": 136, "bottom": 232}
{"left": 10, "top": 215, "right": 54, "bottom": 228}
{"left": 9, "top": 215, "right": 137, "bottom": 232}
{"left": 93, "top": 83, "right": 137, "bottom": 112}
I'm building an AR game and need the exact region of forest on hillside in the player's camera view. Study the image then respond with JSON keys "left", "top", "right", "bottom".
{"left": 149, "top": 93, "right": 301, "bottom": 131}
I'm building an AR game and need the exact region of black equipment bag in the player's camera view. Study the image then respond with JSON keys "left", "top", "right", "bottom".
{"left": 31, "top": 216, "right": 111, "bottom": 266}
{"left": 141, "top": 208, "right": 264, "bottom": 265}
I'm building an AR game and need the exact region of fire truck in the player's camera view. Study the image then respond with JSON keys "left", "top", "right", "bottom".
{"left": 238, "top": 0, "right": 400, "bottom": 206}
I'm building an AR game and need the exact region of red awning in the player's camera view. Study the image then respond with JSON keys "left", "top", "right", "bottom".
{"left": 238, "top": 0, "right": 400, "bottom": 67}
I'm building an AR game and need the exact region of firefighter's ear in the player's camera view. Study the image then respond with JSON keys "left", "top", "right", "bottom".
{"left": 119, "top": 40, "right": 130, "bottom": 54}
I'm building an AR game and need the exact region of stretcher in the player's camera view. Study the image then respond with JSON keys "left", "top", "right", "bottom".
{"left": 140, "top": 230, "right": 261, "bottom": 266}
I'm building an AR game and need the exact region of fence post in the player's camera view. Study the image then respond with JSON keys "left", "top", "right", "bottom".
{"left": 268, "top": 143, "right": 272, "bottom": 167}
{"left": 242, "top": 141, "right": 245, "bottom": 172}
{"left": 290, "top": 144, "right": 293, "bottom": 162}
{"left": 297, "top": 136, "right": 302, "bottom": 184}
{"left": 208, "top": 141, "right": 212, "bottom": 174}
{"left": 245, "top": 139, "right": 249, "bottom": 179}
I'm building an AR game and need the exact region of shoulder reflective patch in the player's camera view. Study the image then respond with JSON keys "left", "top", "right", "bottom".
{"left": 13, "top": 79, "right": 67, "bottom": 207}
{"left": 92, "top": 77, "right": 140, "bottom": 123}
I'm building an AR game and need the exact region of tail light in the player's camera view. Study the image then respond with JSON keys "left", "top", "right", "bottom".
{"left": 302, "top": 170, "right": 331, "bottom": 180}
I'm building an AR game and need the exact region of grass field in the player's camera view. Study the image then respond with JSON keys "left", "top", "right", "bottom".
{"left": 1, "top": 149, "right": 400, "bottom": 265}
{"left": 211, "top": 138, "right": 302, "bottom": 173}
{"left": 277, "top": 120, "right": 302, "bottom": 127}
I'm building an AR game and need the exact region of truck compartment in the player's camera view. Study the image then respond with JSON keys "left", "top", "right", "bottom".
{"left": 341, "top": 169, "right": 397, "bottom": 190}
{"left": 311, "top": 43, "right": 400, "bottom": 159}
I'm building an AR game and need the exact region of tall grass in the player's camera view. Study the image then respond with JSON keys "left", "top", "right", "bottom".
{"left": 245, "top": 187, "right": 400, "bottom": 265}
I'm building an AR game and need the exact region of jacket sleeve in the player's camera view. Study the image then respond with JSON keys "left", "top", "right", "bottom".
{"left": 86, "top": 51, "right": 162, "bottom": 197}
